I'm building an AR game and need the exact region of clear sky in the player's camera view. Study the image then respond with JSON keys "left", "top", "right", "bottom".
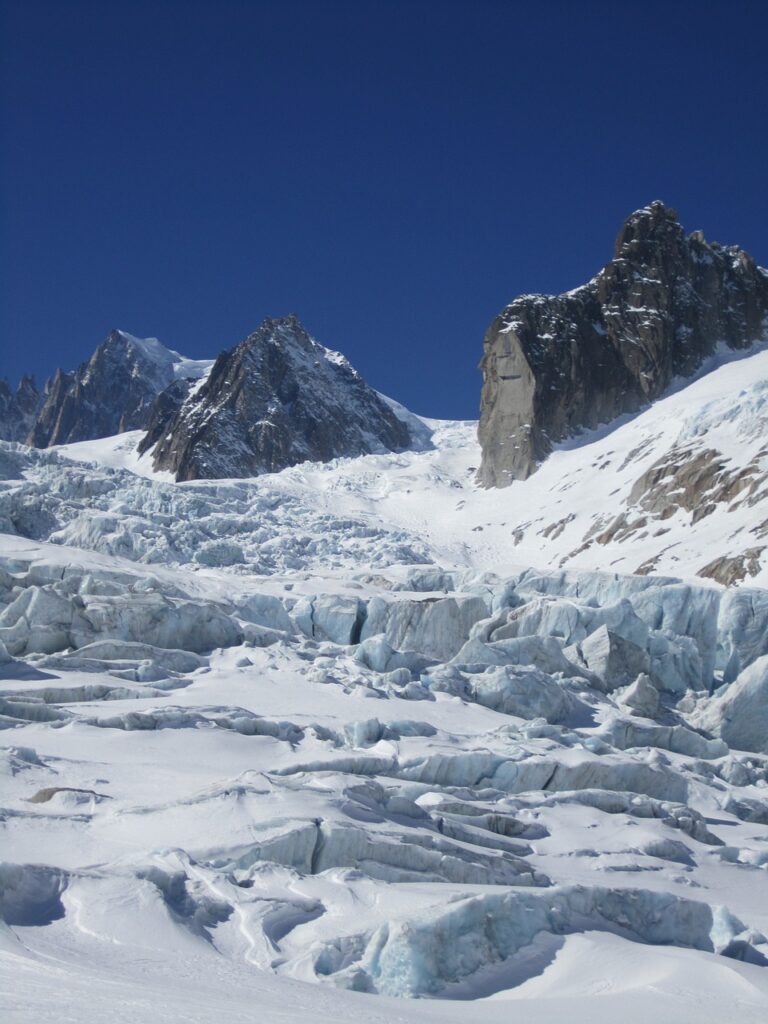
{"left": 1, "top": 0, "right": 766, "bottom": 418}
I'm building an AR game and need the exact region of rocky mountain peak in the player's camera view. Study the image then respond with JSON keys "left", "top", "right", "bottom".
{"left": 230, "top": 314, "right": 352, "bottom": 381}
{"left": 478, "top": 202, "right": 768, "bottom": 487}
{"left": 0, "top": 374, "right": 43, "bottom": 443}
{"left": 254, "top": 312, "right": 313, "bottom": 347}
{"left": 142, "top": 315, "right": 418, "bottom": 481}
{"left": 25, "top": 330, "right": 211, "bottom": 449}
{"left": 612, "top": 200, "right": 683, "bottom": 257}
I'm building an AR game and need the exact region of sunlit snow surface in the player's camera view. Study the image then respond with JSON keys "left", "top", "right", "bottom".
{"left": 114, "top": 329, "right": 214, "bottom": 383}
{"left": 2, "top": 347, "right": 768, "bottom": 1022}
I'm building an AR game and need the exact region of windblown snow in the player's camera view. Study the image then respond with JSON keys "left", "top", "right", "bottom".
{"left": 2, "top": 346, "right": 768, "bottom": 1023}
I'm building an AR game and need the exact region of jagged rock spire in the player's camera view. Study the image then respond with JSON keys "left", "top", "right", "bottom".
{"left": 478, "top": 203, "right": 768, "bottom": 487}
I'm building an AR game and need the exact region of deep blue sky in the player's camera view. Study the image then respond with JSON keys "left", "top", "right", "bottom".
{"left": 1, "top": 0, "right": 767, "bottom": 417}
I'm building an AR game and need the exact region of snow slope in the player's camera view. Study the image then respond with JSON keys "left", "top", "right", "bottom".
{"left": 112, "top": 330, "right": 213, "bottom": 382}
{"left": 2, "top": 345, "right": 768, "bottom": 1022}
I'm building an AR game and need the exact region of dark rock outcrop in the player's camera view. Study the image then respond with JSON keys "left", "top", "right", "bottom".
{"left": 0, "top": 376, "right": 42, "bottom": 442}
{"left": 144, "top": 315, "right": 415, "bottom": 481}
{"left": 28, "top": 331, "right": 209, "bottom": 448}
{"left": 137, "top": 378, "right": 197, "bottom": 457}
{"left": 478, "top": 202, "right": 768, "bottom": 486}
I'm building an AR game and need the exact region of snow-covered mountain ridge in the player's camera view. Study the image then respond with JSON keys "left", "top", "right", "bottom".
{"left": 18, "top": 341, "right": 767, "bottom": 589}
{"left": 10, "top": 318, "right": 422, "bottom": 481}
{"left": 11, "top": 203, "right": 768, "bottom": 495}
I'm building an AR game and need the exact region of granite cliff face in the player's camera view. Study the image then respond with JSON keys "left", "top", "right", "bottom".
{"left": 142, "top": 314, "right": 416, "bottom": 481}
{"left": 478, "top": 202, "right": 768, "bottom": 487}
{"left": 27, "top": 330, "right": 211, "bottom": 448}
{"left": 0, "top": 376, "right": 42, "bottom": 442}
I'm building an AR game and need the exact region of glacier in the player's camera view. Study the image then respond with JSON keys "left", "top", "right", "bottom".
{"left": 2, "top": 346, "right": 768, "bottom": 1023}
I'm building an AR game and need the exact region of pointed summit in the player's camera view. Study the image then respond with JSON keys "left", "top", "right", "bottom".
{"left": 27, "top": 331, "right": 211, "bottom": 448}
{"left": 613, "top": 200, "right": 683, "bottom": 258}
{"left": 142, "top": 315, "right": 418, "bottom": 481}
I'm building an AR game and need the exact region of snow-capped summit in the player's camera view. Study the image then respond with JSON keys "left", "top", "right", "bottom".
{"left": 27, "top": 329, "right": 213, "bottom": 448}
{"left": 109, "top": 330, "right": 212, "bottom": 382}
{"left": 478, "top": 201, "right": 768, "bottom": 486}
{"left": 141, "top": 314, "right": 421, "bottom": 481}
